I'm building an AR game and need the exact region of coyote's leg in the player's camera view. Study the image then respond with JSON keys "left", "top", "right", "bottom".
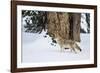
{"left": 60, "top": 45, "right": 65, "bottom": 52}
{"left": 71, "top": 44, "right": 77, "bottom": 53}
{"left": 74, "top": 43, "right": 82, "bottom": 52}
{"left": 71, "top": 43, "right": 81, "bottom": 53}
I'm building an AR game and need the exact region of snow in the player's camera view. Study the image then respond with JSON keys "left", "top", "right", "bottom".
{"left": 22, "top": 15, "right": 33, "bottom": 26}
{"left": 81, "top": 13, "right": 89, "bottom": 33}
{"left": 22, "top": 31, "right": 90, "bottom": 63}
{"left": 21, "top": 13, "right": 90, "bottom": 63}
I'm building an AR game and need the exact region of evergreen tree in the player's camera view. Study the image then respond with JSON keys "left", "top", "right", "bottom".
{"left": 86, "top": 13, "right": 90, "bottom": 33}
{"left": 22, "top": 10, "right": 47, "bottom": 33}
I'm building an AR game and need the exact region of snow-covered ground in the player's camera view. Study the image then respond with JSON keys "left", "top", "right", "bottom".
{"left": 22, "top": 31, "right": 90, "bottom": 63}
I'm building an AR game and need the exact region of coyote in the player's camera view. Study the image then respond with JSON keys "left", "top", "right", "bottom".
{"left": 55, "top": 36, "right": 82, "bottom": 53}
{"left": 47, "top": 12, "right": 81, "bottom": 53}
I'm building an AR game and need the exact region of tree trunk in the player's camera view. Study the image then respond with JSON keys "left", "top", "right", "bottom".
{"left": 69, "top": 13, "right": 81, "bottom": 42}
{"left": 47, "top": 12, "right": 81, "bottom": 42}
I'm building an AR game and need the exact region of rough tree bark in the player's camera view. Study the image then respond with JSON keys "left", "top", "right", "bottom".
{"left": 69, "top": 13, "right": 81, "bottom": 42}
{"left": 47, "top": 12, "right": 81, "bottom": 43}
